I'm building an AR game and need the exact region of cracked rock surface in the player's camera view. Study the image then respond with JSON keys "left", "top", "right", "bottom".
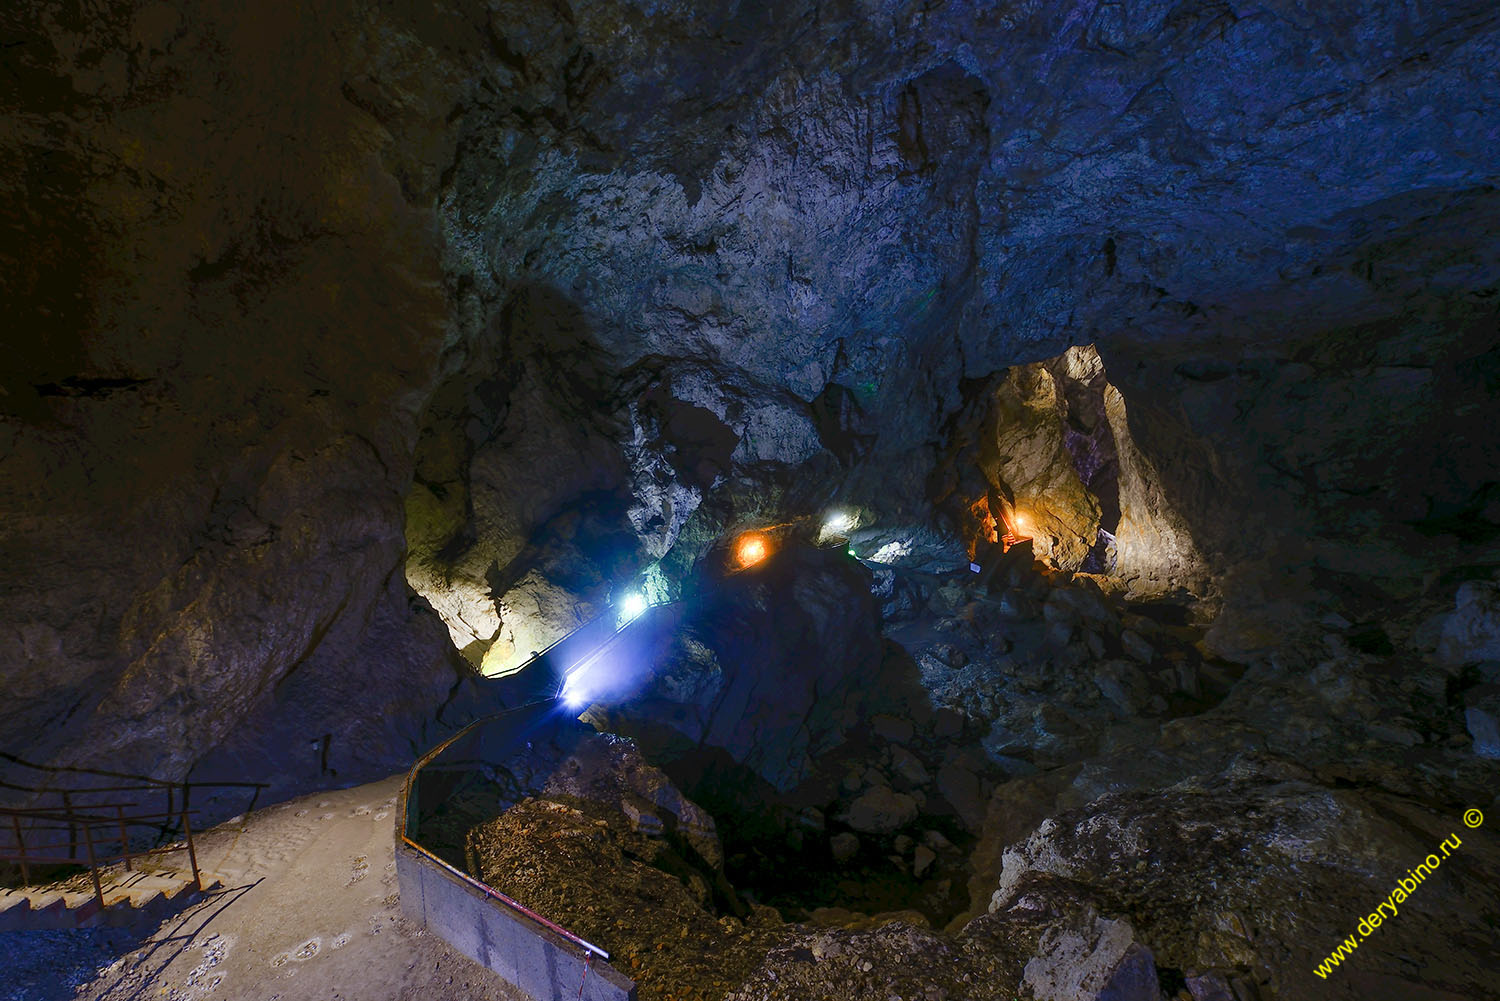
{"left": 5, "top": 3, "right": 1500, "bottom": 999}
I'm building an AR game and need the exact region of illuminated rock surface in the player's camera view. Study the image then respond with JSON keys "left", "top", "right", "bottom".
{"left": 4, "top": 1, "right": 1500, "bottom": 999}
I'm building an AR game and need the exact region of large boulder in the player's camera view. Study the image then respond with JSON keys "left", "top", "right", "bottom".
{"left": 970, "top": 879, "right": 1159, "bottom": 1001}
{"left": 843, "top": 785, "right": 920, "bottom": 836}
{"left": 977, "top": 763, "right": 1500, "bottom": 1001}
{"left": 1438, "top": 581, "right": 1500, "bottom": 668}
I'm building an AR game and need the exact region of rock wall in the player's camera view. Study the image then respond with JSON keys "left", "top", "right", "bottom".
{"left": 1103, "top": 303, "right": 1500, "bottom": 658}
{"left": 0, "top": 0, "right": 485, "bottom": 798}
{"left": 5, "top": 0, "right": 1500, "bottom": 813}
{"left": 406, "top": 0, "right": 1500, "bottom": 644}
{"left": 934, "top": 344, "right": 1207, "bottom": 597}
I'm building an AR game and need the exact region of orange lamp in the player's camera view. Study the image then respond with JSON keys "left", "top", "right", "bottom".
{"left": 735, "top": 533, "right": 769, "bottom": 568}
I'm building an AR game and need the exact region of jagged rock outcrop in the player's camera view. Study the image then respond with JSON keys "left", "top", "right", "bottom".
{"left": 933, "top": 344, "right": 1207, "bottom": 595}
{"left": 5, "top": 5, "right": 1500, "bottom": 957}
{"left": 977, "top": 762, "right": 1500, "bottom": 1001}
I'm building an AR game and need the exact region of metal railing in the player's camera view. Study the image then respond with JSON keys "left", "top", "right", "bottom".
{"left": 1, "top": 798, "right": 201, "bottom": 910}
{"left": 397, "top": 700, "right": 611, "bottom": 961}
{"left": 397, "top": 599, "right": 682, "bottom": 966}
{"left": 0, "top": 753, "right": 266, "bottom": 910}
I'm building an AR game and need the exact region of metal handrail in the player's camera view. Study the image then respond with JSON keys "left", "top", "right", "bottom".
{"left": 0, "top": 750, "right": 267, "bottom": 790}
{"left": 396, "top": 598, "right": 682, "bottom": 974}
{"left": 401, "top": 832, "right": 611, "bottom": 958}
{"left": 1, "top": 807, "right": 200, "bottom": 824}
{"left": 393, "top": 603, "right": 679, "bottom": 965}
{"left": 396, "top": 699, "right": 610, "bottom": 960}
{"left": 398, "top": 706, "right": 611, "bottom": 959}
{"left": 0, "top": 754, "right": 256, "bottom": 911}
{"left": 0, "top": 801, "right": 201, "bottom": 907}
{"left": 558, "top": 602, "right": 679, "bottom": 692}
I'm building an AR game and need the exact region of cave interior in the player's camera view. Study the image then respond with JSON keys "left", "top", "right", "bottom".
{"left": 3, "top": 1, "right": 1500, "bottom": 1000}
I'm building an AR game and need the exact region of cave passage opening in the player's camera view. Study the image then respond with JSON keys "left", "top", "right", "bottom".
{"left": 393, "top": 335, "right": 1228, "bottom": 953}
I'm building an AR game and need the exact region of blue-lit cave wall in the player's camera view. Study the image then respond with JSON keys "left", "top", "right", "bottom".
{"left": 1, "top": 0, "right": 1497, "bottom": 820}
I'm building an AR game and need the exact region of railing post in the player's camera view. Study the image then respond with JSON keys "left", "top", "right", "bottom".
{"left": 78, "top": 810, "right": 105, "bottom": 910}
{"left": 61, "top": 790, "right": 76, "bottom": 863}
{"left": 116, "top": 806, "right": 133, "bottom": 872}
{"left": 10, "top": 815, "right": 29, "bottom": 885}
{"left": 181, "top": 808, "right": 201, "bottom": 892}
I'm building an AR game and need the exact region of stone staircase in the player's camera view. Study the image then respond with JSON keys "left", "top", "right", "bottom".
{"left": 0, "top": 868, "right": 219, "bottom": 931}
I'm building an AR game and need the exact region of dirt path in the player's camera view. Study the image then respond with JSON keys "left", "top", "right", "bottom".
{"left": 61, "top": 774, "right": 527, "bottom": 1001}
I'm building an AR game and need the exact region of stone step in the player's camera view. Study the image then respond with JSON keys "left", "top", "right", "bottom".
{"left": 0, "top": 873, "right": 218, "bottom": 930}
{"left": 0, "top": 893, "right": 31, "bottom": 932}
{"left": 62, "top": 888, "right": 103, "bottom": 909}
{"left": 104, "top": 871, "right": 198, "bottom": 906}
{"left": 28, "top": 893, "right": 68, "bottom": 926}
{"left": 70, "top": 894, "right": 105, "bottom": 926}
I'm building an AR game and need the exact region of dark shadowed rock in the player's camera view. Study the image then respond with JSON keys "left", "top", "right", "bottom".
{"left": 843, "top": 785, "right": 919, "bottom": 836}
{"left": 0, "top": 0, "right": 487, "bottom": 805}
{"left": 599, "top": 539, "right": 883, "bottom": 794}
{"left": 980, "top": 762, "right": 1500, "bottom": 1001}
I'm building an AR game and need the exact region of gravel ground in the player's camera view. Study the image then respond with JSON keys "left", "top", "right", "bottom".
{"left": 464, "top": 794, "right": 1033, "bottom": 1001}
{"left": 0, "top": 928, "right": 148, "bottom": 1001}
{"left": 466, "top": 795, "right": 792, "bottom": 1001}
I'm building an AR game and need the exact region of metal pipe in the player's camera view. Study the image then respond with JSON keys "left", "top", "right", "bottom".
{"left": 78, "top": 809, "right": 104, "bottom": 910}
{"left": 10, "top": 815, "right": 28, "bottom": 885}
{"left": 182, "top": 808, "right": 201, "bottom": 892}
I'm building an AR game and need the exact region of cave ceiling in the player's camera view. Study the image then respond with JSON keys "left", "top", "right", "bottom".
{"left": 1, "top": 0, "right": 1498, "bottom": 794}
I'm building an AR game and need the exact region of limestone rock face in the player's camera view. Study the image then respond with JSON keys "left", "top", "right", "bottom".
{"left": 935, "top": 344, "right": 1207, "bottom": 595}
{"left": 1115, "top": 307, "right": 1500, "bottom": 657}
{"left": 983, "top": 361, "right": 1106, "bottom": 571}
{"left": 6, "top": 0, "right": 1500, "bottom": 877}
{"left": 0, "top": 0, "right": 491, "bottom": 799}
{"left": 401, "top": 285, "right": 640, "bottom": 672}
{"left": 977, "top": 765, "right": 1500, "bottom": 1001}
{"left": 406, "top": 0, "right": 1500, "bottom": 635}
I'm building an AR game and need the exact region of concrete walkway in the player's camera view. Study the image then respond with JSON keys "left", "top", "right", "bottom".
{"left": 56, "top": 775, "right": 529, "bottom": 1001}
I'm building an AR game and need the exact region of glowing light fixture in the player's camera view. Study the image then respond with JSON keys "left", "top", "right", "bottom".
{"left": 818, "top": 509, "right": 859, "bottom": 547}
{"left": 560, "top": 662, "right": 589, "bottom": 708}
{"left": 735, "top": 532, "right": 769, "bottom": 568}
{"left": 561, "top": 649, "right": 608, "bottom": 710}
{"left": 618, "top": 591, "right": 648, "bottom": 624}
